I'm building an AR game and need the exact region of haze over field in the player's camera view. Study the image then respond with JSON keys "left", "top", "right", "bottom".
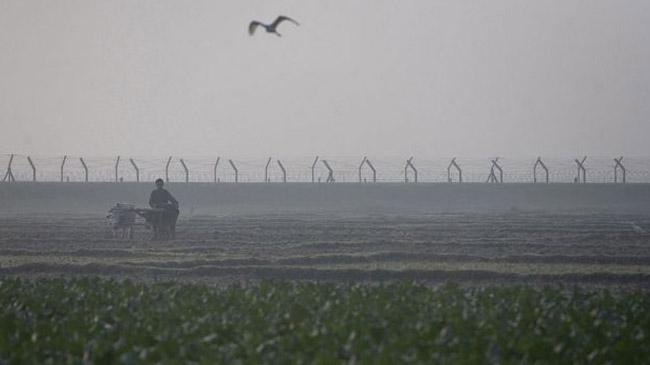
{"left": 1, "top": 1, "right": 649, "bottom": 157}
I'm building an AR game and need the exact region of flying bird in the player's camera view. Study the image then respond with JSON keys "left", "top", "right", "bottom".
{"left": 249, "top": 15, "right": 299, "bottom": 37}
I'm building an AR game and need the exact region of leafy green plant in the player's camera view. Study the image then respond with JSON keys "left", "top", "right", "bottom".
{"left": 0, "top": 279, "right": 648, "bottom": 364}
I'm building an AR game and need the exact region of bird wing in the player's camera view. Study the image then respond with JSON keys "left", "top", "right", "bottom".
{"left": 249, "top": 21, "right": 263, "bottom": 35}
{"left": 272, "top": 15, "right": 299, "bottom": 29}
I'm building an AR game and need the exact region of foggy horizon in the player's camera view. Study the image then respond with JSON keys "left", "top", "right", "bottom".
{"left": 1, "top": 0, "right": 649, "bottom": 157}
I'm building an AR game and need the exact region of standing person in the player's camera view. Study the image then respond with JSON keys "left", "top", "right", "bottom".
{"left": 149, "top": 178, "right": 179, "bottom": 239}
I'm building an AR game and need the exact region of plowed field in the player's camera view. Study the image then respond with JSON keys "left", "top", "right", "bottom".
{"left": 2, "top": 212, "right": 649, "bottom": 287}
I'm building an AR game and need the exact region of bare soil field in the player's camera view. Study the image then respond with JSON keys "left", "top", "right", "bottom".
{"left": 1, "top": 211, "right": 649, "bottom": 287}
{"left": 1, "top": 183, "right": 649, "bottom": 286}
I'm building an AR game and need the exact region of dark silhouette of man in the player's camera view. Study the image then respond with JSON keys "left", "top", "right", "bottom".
{"left": 149, "top": 178, "right": 179, "bottom": 239}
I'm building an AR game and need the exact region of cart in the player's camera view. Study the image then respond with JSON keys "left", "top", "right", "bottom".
{"left": 107, "top": 203, "right": 177, "bottom": 240}
{"left": 134, "top": 207, "right": 178, "bottom": 240}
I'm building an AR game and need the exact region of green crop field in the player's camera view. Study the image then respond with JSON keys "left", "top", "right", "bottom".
{"left": 1, "top": 278, "right": 648, "bottom": 364}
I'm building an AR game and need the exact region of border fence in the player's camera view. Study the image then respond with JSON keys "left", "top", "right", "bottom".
{"left": 2, "top": 154, "right": 650, "bottom": 184}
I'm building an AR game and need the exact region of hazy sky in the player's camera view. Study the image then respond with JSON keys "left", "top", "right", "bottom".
{"left": 1, "top": 0, "right": 649, "bottom": 157}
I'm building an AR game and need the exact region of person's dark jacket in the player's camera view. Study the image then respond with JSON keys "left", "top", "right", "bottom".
{"left": 149, "top": 188, "right": 179, "bottom": 209}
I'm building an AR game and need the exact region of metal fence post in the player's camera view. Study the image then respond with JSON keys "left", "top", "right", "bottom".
{"left": 358, "top": 156, "right": 367, "bottom": 182}
{"left": 574, "top": 156, "right": 587, "bottom": 183}
{"left": 447, "top": 158, "right": 462, "bottom": 183}
{"left": 487, "top": 158, "right": 502, "bottom": 183}
{"left": 180, "top": 158, "right": 189, "bottom": 183}
{"left": 311, "top": 156, "right": 319, "bottom": 183}
{"left": 277, "top": 160, "right": 287, "bottom": 183}
{"left": 114, "top": 156, "right": 120, "bottom": 182}
{"left": 165, "top": 156, "right": 172, "bottom": 182}
{"left": 614, "top": 157, "right": 626, "bottom": 183}
{"left": 79, "top": 157, "right": 88, "bottom": 182}
{"left": 229, "top": 159, "right": 238, "bottom": 183}
{"left": 365, "top": 158, "right": 377, "bottom": 183}
{"left": 60, "top": 155, "right": 67, "bottom": 182}
{"left": 405, "top": 157, "right": 417, "bottom": 183}
{"left": 129, "top": 158, "right": 140, "bottom": 182}
{"left": 533, "top": 157, "right": 549, "bottom": 183}
{"left": 2, "top": 154, "right": 15, "bottom": 182}
{"left": 213, "top": 157, "right": 220, "bottom": 183}
{"left": 27, "top": 156, "right": 36, "bottom": 181}
{"left": 265, "top": 157, "right": 272, "bottom": 182}
{"left": 321, "top": 160, "right": 335, "bottom": 183}
{"left": 493, "top": 159, "right": 503, "bottom": 183}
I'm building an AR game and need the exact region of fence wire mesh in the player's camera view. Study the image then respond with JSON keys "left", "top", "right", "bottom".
{"left": 1, "top": 154, "right": 649, "bottom": 183}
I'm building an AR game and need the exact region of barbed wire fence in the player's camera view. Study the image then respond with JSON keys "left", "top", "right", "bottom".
{"left": 2, "top": 154, "right": 649, "bottom": 184}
